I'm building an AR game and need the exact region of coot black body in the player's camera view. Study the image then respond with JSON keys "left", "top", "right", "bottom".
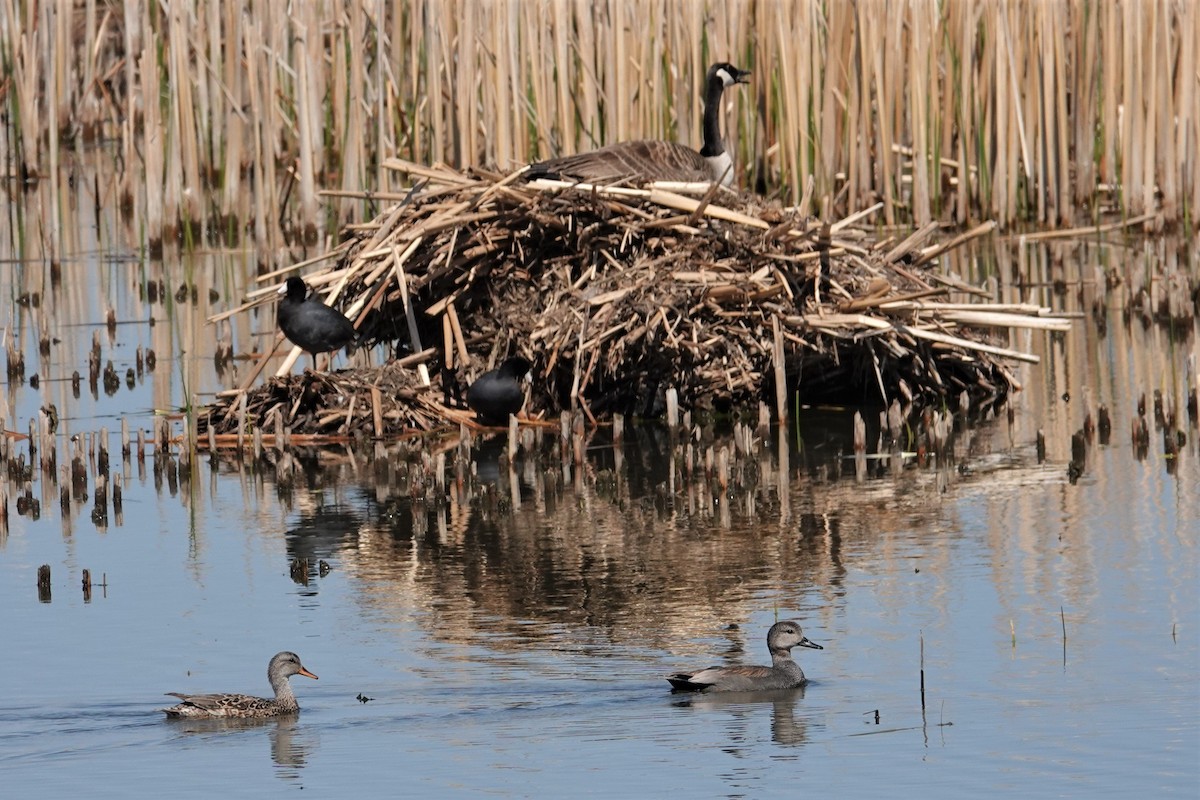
{"left": 277, "top": 277, "right": 358, "bottom": 370}
{"left": 466, "top": 357, "right": 532, "bottom": 425}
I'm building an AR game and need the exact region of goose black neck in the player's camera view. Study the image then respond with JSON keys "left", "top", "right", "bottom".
{"left": 699, "top": 77, "right": 728, "bottom": 158}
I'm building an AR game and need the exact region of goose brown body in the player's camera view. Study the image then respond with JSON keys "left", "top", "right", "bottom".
{"left": 163, "top": 651, "right": 318, "bottom": 719}
{"left": 526, "top": 63, "right": 750, "bottom": 188}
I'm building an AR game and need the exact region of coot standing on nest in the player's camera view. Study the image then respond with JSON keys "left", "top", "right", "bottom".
{"left": 667, "top": 620, "right": 823, "bottom": 692}
{"left": 277, "top": 276, "right": 359, "bottom": 372}
{"left": 466, "top": 357, "right": 532, "bottom": 425}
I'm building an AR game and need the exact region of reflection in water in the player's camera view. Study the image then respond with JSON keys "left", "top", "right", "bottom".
{"left": 0, "top": 223, "right": 1192, "bottom": 796}
{"left": 196, "top": 281, "right": 1195, "bottom": 687}
{"left": 164, "top": 715, "right": 316, "bottom": 785}
{"left": 672, "top": 686, "right": 814, "bottom": 748}
{"left": 248, "top": 396, "right": 1025, "bottom": 655}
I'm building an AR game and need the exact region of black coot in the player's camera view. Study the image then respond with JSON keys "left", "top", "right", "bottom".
{"left": 466, "top": 357, "right": 532, "bottom": 425}
{"left": 277, "top": 277, "right": 358, "bottom": 371}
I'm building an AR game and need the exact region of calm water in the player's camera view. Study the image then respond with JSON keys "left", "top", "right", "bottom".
{"left": 0, "top": 202, "right": 1197, "bottom": 796}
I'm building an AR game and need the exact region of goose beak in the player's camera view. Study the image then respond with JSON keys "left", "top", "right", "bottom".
{"left": 797, "top": 637, "right": 823, "bottom": 650}
{"left": 298, "top": 667, "right": 319, "bottom": 680}
{"left": 735, "top": 69, "right": 751, "bottom": 84}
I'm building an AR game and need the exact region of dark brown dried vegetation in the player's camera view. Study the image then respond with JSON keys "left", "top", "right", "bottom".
{"left": 202, "top": 164, "right": 1068, "bottom": 440}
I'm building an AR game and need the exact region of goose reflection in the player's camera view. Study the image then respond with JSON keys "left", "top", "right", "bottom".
{"left": 671, "top": 685, "right": 813, "bottom": 747}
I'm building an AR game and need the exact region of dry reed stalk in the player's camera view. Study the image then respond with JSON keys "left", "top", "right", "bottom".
{"left": 332, "top": 1, "right": 364, "bottom": 226}
{"left": 219, "top": 3, "right": 245, "bottom": 230}
{"left": 243, "top": 15, "right": 270, "bottom": 254}
{"left": 44, "top": 0, "right": 64, "bottom": 254}
{"left": 907, "top": 0, "right": 934, "bottom": 225}
{"left": 1182, "top": 1, "right": 1200, "bottom": 217}
{"left": 138, "top": 4, "right": 163, "bottom": 247}
{"left": 170, "top": 0, "right": 203, "bottom": 228}
{"left": 294, "top": 3, "right": 321, "bottom": 241}
{"left": 5, "top": 0, "right": 1196, "bottom": 251}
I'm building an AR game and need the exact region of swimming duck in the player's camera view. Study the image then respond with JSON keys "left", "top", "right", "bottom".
{"left": 277, "top": 276, "right": 359, "bottom": 371}
{"left": 162, "top": 651, "right": 318, "bottom": 718}
{"left": 667, "top": 620, "right": 822, "bottom": 692}
{"left": 466, "top": 356, "right": 532, "bottom": 425}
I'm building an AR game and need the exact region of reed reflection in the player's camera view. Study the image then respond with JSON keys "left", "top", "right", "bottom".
{"left": 244, "top": 405, "right": 1018, "bottom": 651}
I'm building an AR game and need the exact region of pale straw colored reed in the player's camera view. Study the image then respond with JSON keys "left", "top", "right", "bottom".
{"left": 0, "top": 0, "right": 1193, "bottom": 247}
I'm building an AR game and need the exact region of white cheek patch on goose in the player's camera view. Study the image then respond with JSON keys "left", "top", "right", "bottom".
{"left": 717, "top": 67, "right": 735, "bottom": 87}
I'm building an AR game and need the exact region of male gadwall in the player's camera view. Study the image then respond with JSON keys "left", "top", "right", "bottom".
{"left": 667, "top": 620, "right": 823, "bottom": 692}
{"left": 466, "top": 356, "right": 532, "bottom": 425}
{"left": 277, "top": 276, "right": 359, "bottom": 371}
{"left": 163, "top": 651, "right": 318, "bottom": 718}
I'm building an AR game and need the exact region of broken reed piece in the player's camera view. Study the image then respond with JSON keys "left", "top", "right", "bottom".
{"left": 853, "top": 411, "right": 867, "bottom": 454}
{"left": 94, "top": 473, "right": 108, "bottom": 513}
{"left": 572, "top": 412, "right": 585, "bottom": 466}
{"left": 37, "top": 564, "right": 51, "bottom": 602}
{"left": 157, "top": 417, "right": 171, "bottom": 457}
{"left": 773, "top": 317, "right": 788, "bottom": 423}
{"left": 59, "top": 465, "right": 70, "bottom": 511}
{"left": 88, "top": 331, "right": 101, "bottom": 383}
{"left": 666, "top": 388, "right": 679, "bottom": 429}
{"left": 98, "top": 426, "right": 109, "bottom": 476}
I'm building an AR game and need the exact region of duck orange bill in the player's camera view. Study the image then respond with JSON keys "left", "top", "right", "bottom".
{"left": 298, "top": 667, "right": 319, "bottom": 680}
{"left": 798, "top": 637, "right": 823, "bottom": 650}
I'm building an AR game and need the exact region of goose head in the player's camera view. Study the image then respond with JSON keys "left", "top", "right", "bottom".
{"left": 708, "top": 62, "right": 752, "bottom": 89}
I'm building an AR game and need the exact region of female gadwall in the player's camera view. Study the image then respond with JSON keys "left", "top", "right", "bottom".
{"left": 667, "top": 620, "right": 823, "bottom": 692}
{"left": 163, "top": 651, "right": 318, "bottom": 718}
{"left": 277, "top": 276, "right": 359, "bottom": 371}
{"left": 466, "top": 356, "right": 532, "bottom": 425}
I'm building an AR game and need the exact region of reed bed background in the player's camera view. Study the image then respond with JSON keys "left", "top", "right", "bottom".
{"left": 0, "top": 0, "right": 1195, "bottom": 255}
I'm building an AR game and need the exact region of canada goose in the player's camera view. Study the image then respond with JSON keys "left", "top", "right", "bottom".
{"left": 526, "top": 62, "right": 751, "bottom": 188}
{"left": 466, "top": 357, "right": 533, "bottom": 425}
{"left": 667, "top": 620, "right": 823, "bottom": 692}
{"left": 277, "top": 276, "right": 359, "bottom": 372}
{"left": 162, "top": 651, "right": 318, "bottom": 718}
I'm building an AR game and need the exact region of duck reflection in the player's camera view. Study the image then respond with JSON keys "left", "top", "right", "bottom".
{"left": 671, "top": 686, "right": 813, "bottom": 747}
{"left": 164, "top": 715, "right": 317, "bottom": 779}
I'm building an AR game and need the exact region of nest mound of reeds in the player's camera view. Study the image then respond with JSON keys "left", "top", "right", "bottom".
{"left": 202, "top": 161, "right": 1070, "bottom": 440}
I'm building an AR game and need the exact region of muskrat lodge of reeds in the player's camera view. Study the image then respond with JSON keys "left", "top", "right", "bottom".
{"left": 200, "top": 161, "right": 1072, "bottom": 443}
